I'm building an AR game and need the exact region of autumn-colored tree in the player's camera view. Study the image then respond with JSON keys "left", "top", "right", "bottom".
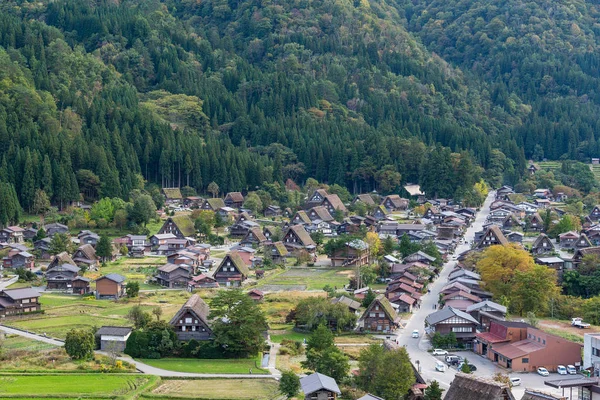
{"left": 476, "top": 244, "right": 537, "bottom": 299}
{"left": 512, "top": 265, "right": 558, "bottom": 315}
{"left": 365, "top": 231, "right": 381, "bottom": 258}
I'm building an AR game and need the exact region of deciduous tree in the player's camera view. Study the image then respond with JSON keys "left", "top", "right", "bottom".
{"left": 65, "top": 328, "right": 94, "bottom": 360}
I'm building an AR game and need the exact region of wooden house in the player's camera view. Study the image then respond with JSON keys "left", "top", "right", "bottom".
{"left": 353, "top": 194, "right": 376, "bottom": 206}
{"left": 183, "top": 196, "right": 203, "bottom": 208}
{"left": 381, "top": 195, "right": 409, "bottom": 211}
{"left": 330, "top": 239, "right": 369, "bottom": 267}
{"left": 45, "top": 263, "right": 85, "bottom": 292}
{"left": 300, "top": 373, "right": 341, "bottom": 400}
{"left": 72, "top": 244, "right": 98, "bottom": 268}
{"left": 157, "top": 216, "right": 195, "bottom": 240}
{"left": 239, "top": 227, "right": 268, "bottom": 247}
{"left": 264, "top": 205, "right": 281, "bottom": 217}
{"left": 188, "top": 274, "right": 219, "bottom": 290}
{"left": 155, "top": 264, "right": 192, "bottom": 288}
{"left": 576, "top": 233, "right": 593, "bottom": 249}
{"left": 307, "top": 206, "right": 334, "bottom": 222}
{"left": 78, "top": 230, "right": 100, "bottom": 247}
{"left": 390, "top": 293, "right": 416, "bottom": 313}
{"left": 43, "top": 223, "right": 68, "bottom": 237}
{"left": 282, "top": 225, "right": 316, "bottom": 252}
{"left": 224, "top": 192, "right": 244, "bottom": 208}
{"left": 322, "top": 194, "right": 346, "bottom": 215}
{"left": 162, "top": 187, "right": 183, "bottom": 205}
{"left": 291, "top": 210, "right": 311, "bottom": 225}
{"left": 358, "top": 294, "right": 400, "bottom": 333}
{"left": 331, "top": 296, "right": 361, "bottom": 314}
{"left": 22, "top": 227, "right": 38, "bottom": 241}
{"left": 424, "top": 306, "right": 479, "bottom": 346}
{"left": 559, "top": 231, "right": 580, "bottom": 248}
{"left": 0, "top": 226, "right": 24, "bottom": 244}
{"left": 34, "top": 237, "right": 52, "bottom": 259}
{"left": 2, "top": 250, "right": 34, "bottom": 269}
{"left": 170, "top": 294, "right": 212, "bottom": 341}
{"left": 305, "top": 189, "right": 329, "bottom": 209}
{"left": 47, "top": 252, "right": 75, "bottom": 270}
{"left": 201, "top": 198, "right": 226, "bottom": 211}
{"left": 265, "top": 241, "right": 289, "bottom": 264}
{"left": 526, "top": 213, "right": 544, "bottom": 232}
{"left": 95, "top": 273, "right": 126, "bottom": 299}
{"left": 247, "top": 289, "right": 264, "bottom": 302}
{"left": 371, "top": 205, "right": 390, "bottom": 220}
{"left": 213, "top": 252, "right": 250, "bottom": 287}
{"left": 476, "top": 225, "right": 509, "bottom": 249}
{"left": 0, "top": 287, "right": 41, "bottom": 317}
{"left": 531, "top": 233, "right": 555, "bottom": 255}
{"left": 445, "top": 373, "right": 516, "bottom": 400}
{"left": 590, "top": 205, "right": 600, "bottom": 222}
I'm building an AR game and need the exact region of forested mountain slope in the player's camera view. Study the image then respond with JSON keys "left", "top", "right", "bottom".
{"left": 401, "top": 0, "right": 600, "bottom": 160}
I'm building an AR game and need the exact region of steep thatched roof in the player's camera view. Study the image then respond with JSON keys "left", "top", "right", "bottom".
{"left": 169, "top": 294, "right": 211, "bottom": 327}
{"left": 163, "top": 187, "right": 182, "bottom": 199}
{"left": 171, "top": 215, "right": 196, "bottom": 237}
{"left": 445, "top": 373, "right": 515, "bottom": 400}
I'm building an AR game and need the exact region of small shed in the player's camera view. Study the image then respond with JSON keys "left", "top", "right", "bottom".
{"left": 96, "top": 326, "right": 132, "bottom": 352}
{"left": 300, "top": 372, "right": 341, "bottom": 400}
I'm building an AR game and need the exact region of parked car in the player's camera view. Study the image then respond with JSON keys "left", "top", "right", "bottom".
{"left": 537, "top": 367, "right": 550, "bottom": 376}
{"left": 567, "top": 365, "right": 577, "bottom": 375}
{"left": 457, "top": 362, "right": 477, "bottom": 372}
{"left": 432, "top": 349, "right": 448, "bottom": 355}
{"left": 412, "top": 329, "right": 419, "bottom": 338}
{"left": 509, "top": 377, "right": 521, "bottom": 387}
{"left": 445, "top": 355, "right": 463, "bottom": 365}
{"left": 557, "top": 365, "right": 567, "bottom": 375}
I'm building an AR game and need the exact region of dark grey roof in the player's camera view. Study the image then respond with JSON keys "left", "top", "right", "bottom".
{"left": 465, "top": 300, "right": 507, "bottom": 314}
{"left": 96, "top": 326, "right": 132, "bottom": 337}
{"left": 300, "top": 373, "right": 341, "bottom": 395}
{"left": 425, "top": 306, "right": 478, "bottom": 326}
{"left": 50, "top": 263, "right": 80, "bottom": 273}
{"left": 544, "top": 377, "right": 599, "bottom": 388}
{"left": 73, "top": 276, "right": 91, "bottom": 282}
{"left": 331, "top": 295, "right": 361, "bottom": 310}
{"left": 97, "top": 273, "right": 126, "bottom": 283}
{"left": 2, "top": 287, "right": 40, "bottom": 300}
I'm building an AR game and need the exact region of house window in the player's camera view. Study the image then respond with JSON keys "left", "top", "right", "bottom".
{"left": 185, "top": 318, "right": 192, "bottom": 323}
{"left": 542, "top": 339, "right": 546, "bottom": 345}
{"left": 452, "top": 327, "right": 473, "bottom": 333}
{"left": 369, "top": 313, "right": 375, "bottom": 317}
{"left": 522, "top": 358, "right": 529, "bottom": 363}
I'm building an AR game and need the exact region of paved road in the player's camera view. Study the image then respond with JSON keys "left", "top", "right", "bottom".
{"left": 0, "top": 276, "right": 18, "bottom": 291}
{"left": 393, "top": 191, "right": 567, "bottom": 398}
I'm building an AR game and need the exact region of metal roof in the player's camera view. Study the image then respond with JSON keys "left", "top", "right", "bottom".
{"left": 300, "top": 373, "right": 341, "bottom": 395}
{"left": 2, "top": 287, "right": 40, "bottom": 300}
{"left": 96, "top": 326, "right": 132, "bottom": 337}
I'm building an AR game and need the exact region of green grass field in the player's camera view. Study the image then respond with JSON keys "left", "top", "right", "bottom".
{"left": 148, "top": 378, "right": 278, "bottom": 399}
{"left": 256, "top": 267, "right": 354, "bottom": 291}
{"left": 1, "top": 335, "right": 58, "bottom": 351}
{"left": 138, "top": 357, "right": 268, "bottom": 374}
{"left": 0, "top": 374, "right": 154, "bottom": 398}
{"left": 9, "top": 292, "right": 185, "bottom": 339}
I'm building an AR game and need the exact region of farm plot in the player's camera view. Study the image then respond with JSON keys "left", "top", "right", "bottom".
{"left": 0, "top": 374, "right": 154, "bottom": 398}
{"left": 256, "top": 267, "right": 354, "bottom": 291}
{"left": 137, "top": 357, "right": 268, "bottom": 374}
{"left": 148, "top": 379, "right": 279, "bottom": 399}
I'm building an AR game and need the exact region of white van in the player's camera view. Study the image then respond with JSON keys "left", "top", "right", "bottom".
{"left": 435, "top": 361, "right": 446, "bottom": 372}
{"left": 567, "top": 365, "right": 577, "bottom": 374}
{"left": 509, "top": 377, "right": 521, "bottom": 387}
{"left": 412, "top": 330, "right": 419, "bottom": 338}
{"left": 557, "top": 365, "right": 567, "bottom": 375}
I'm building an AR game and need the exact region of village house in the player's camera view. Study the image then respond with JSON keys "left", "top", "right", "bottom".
{"left": 155, "top": 263, "right": 192, "bottom": 288}
{"left": 149, "top": 233, "right": 177, "bottom": 250}
{"left": 2, "top": 249, "right": 34, "bottom": 269}
{"left": 265, "top": 241, "right": 289, "bottom": 264}
{"left": 305, "top": 189, "right": 329, "bottom": 209}
{"left": 444, "top": 373, "right": 516, "bottom": 400}
{"left": 282, "top": 225, "right": 316, "bottom": 253}
{"left": 489, "top": 326, "right": 582, "bottom": 372}
{"left": 583, "top": 333, "right": 600, "bottom": 373}
{"left": 0, "top": 287, "right": 41, "bottom": 317}
{"left": 0, "top": 226, "right": 25, "bottom": 244}
{"left": 229, "top": 216, "right": 260, "bottom": 237}
{"left": 95, "top": 273, "right": 126, "bottom": 300}
{"left": 330, "top": 239, "right": 369, "bottom": 267}
{"left": 43, "top": 223, "right": 69, "bottom": 237}
{"left": 476, "top": 225, "right": 509, "bottom": 249}
{"left": 474, "top": 320, "right": 530, "bottom": 361}
{"left": 307, "top": 206, "right": 334, "bottom": 222}
{"left": 442, "top": 290, "right": 482, "bottom": 311}
{"left": 224, "top": 192, "right": 244, "bottom": 208}
{"left": 78, "top": 230, "right": 100, "bottom": 247}
{"left": 169, "top": 294, "right": 212, "bottom": 341}
{"left": 321, "top": 194, "right": 347, "bottom": 215}
{"left": 118, "top": 234, "right": 150, "bottom": 252}
{"left": 264, "top": 205, "right": 282, "bottom": 217}
{"left": 217, "top": 206, "right": 237, "bottom": 221}
{"left": 576, "top": 233, "right": 593, "bottom": 249}
{"left": 531, "top": 233, "right": 555, "bottom": 255}
{"left": 167, "top": 250, "right": 202, "bottom": 268}
{"left": 183, "top": 196, "right": 203, "bottom": 209}
{"left": 46, "top": 263, "right": 90, "bottom": 294}
{"left": 536, "top": 256, "right": 565, "bottom": 279}
{"left": 157, "top": 216, "right": 195, "bottom": 240}
{"left": 47, "top": 252, "right": 75, "bottom": 270}
{"left": 248, "top": 289, "right": 264, "bottom": 302}
{"left": 573, "top": 246, "right": 600, "bottom": 266}
{"left": 72, "top": 244, "right": 98, "bottom": 268}
{"left": 390, "top": 293, "right": 416, "bottom": 313}
{"left": 162, "top": 187, "right": 183, "bottom": 205}
{"left": 358, "top": 294, "right": 400, "bottom": 333}
{"left": 353, "top": 194, "right": 376, "bottom": 206}
{"left": 559, "top": 231, "right": 580, "bottom": 248}
{"left": 213, "top": 252, "right": 250, "bottom": 287}
{"left": 239, "top": 227, "right": 268, "bottom": 247}
{"left": 371, "top": 205, "right": 390, "bottom": 220}
{"left": 590, "top": 205, "right": 600, "bottom": 222}
{"left": 506, "top": 231, "right": 523, "bottom": 244}
{"left": 201, "top": 198, "right": 226, "bottom": 211}
{"left": 526, "top": 213, "right": 544, "bottom": 232}
{"left": 300, "top": 373, "right": 341, "bottom": 400}
{"left": 262, "top": 226, "right": 277, "bottom": 240}
{"left": 22, "top": 227, "right": 38, "bottom": 241}
{"left": 331, "top": 295, "right": 361, "bottom": 314}
{"left": 424, "top": 306, "right": 479, "bottom": 347}
{"left": 404, "top": 250, "right": 436, "bottom": 265}
{"left": 188, "top": 273, "right": 219, "bottom": 290}
{"left": 34, "top": 237, "right": 52, "bottom": 259}
{"left": 381, "top": 195, "right": 409, "bottom": 211}
{"left": 466, "top": 300, "right": 507, "bottom": 329}
{"left": 291, "top": 210, "right": 312, "bottom": 225}
{"left": 96, "top": 326, "right": 132, "bottom": 352}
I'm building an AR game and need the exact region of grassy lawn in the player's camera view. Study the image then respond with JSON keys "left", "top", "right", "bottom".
{"left": 0, "top": 374, "right": 153, "bottom": 397}
{"left": 149, "top": 378, "right": 279, "bottom": 399}
{"left": 1, "top": 334, "right": 58, "bottom": 351}
{"left": 8, "top": 292, "right": 185, "bottom": 339}
{"left": 270, "top": 330, "right": 308, "bottom": 343}
{"left": 138, "top": 357, "right": 268, "bottom": 374}
{"left": 256, "top": 267, "right": 354, "bottom": 291}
